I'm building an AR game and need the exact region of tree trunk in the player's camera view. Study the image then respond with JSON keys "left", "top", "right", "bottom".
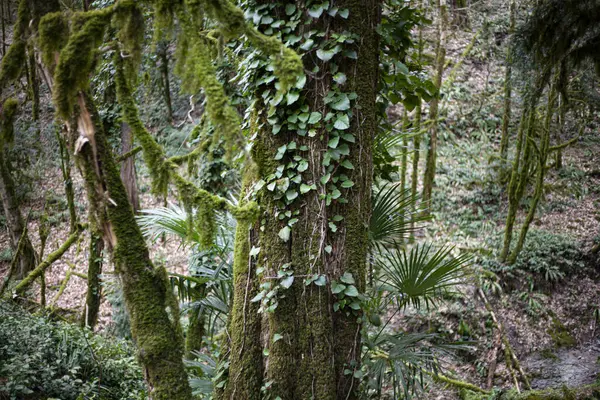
{"left": 157, "top": 41, "right": 173, "bottom": 124}
{"left": 422, "top": 0, "right": 448, "bottom": 213}
{"left": 82, "top": 227, "right": 103, "bottom": 330}
{"left": 120, "top": 122, "right": 139, "bottom": 212}
{"left": 499, "top": 0, "right": 516, "bottom": 161}
{"left": 223, "top": 2, "right": 381, "bottom": 399}
{"left": 0, "top": 102, "right": 37, "bottom": 280}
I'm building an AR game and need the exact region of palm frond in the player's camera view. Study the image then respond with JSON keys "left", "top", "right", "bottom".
{"left": 137, "top": 204, "right": 198, "bottom": 243}
{"left": 370, "top": 182, "right": 429, "bottom": 248}
{"left": 377, "top": 244, "right": 471, "bottom": 309}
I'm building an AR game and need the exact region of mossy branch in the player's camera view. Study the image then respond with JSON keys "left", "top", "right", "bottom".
{"left": 114, "top": 55, "right": 258, "bottom": 248}
{"left": 115, "top": 145, "right": 142, "bottom": 162}
{"left": 14, "top": 225, "right": 84, "bottom": 295}
{"left": 0, "top": 224, "right": 29, "bottom": 297}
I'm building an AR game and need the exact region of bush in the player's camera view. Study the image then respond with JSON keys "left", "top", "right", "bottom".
{"left": 0, "top": 301, "right": 146, "bottom": 400}
{"left": 483, "top": 229, "right": 586, "bottom": 287}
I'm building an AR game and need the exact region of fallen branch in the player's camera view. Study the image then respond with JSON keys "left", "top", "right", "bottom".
{"left": 14, "top": 225, "right": 84, "bottom": 295}
{"left": 428, "top": 370, "right": 491, "bottom": 394}
{"left": 478, "top": 288, "right": 531, "bottom": 391}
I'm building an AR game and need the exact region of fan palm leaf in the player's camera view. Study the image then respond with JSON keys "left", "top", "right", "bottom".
{"left": 377, "top": 244, "right": 471, "bottom": 309}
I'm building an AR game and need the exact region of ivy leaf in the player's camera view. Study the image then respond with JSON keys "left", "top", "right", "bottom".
{"left": 332, "top": 282, "right": 346, "bottom": 294}
{"left": 341, "top": 179, "right": 354, "bottom": 188}
{"left": 331, "top": 188, "right": 342, "bottom": 199}
{"left": 340, "top": 159, "right": 354, "bottom": 169}
{"left": 281, "top": 276, "right": 295, "bottom": 289}
{"left": 349, "top": 301, "right": 361, "bottom": 310}
{"left": 300, "top": 39, "right": 315, "bottom": 51}
{"left": 333, "top": 215, "right": 344, "bottom": 222}
{"left": 344, "top": 285, "right": 359, "bottom": 297}
{"left": 317, "top": 47, "right": 338, "bottom": 62}
{"left": 286, "top": 190, "right": 299, "bottom": 201}
{"left": 308, "top": 112, "right": 322, "bottom": 124}
{"left": 273, "top": 333, "right": 284, "bottom": 343}
{"left": 275, "top": 145, "right": 287, "bottom": 160}
{"left": 297, "top": 160, "right": 309, "bottom": 172}
{"left": 325, "top": 245, "right": 333, "bottom": 253}
{"left": 314, "top": 275, "right": 327, "bottom": 286}
{"left": 333, "top": 72, "right": 347, "bottom": 85}
{"left": 334, "top": 114, "right": 350, "bottom": 130}
{"left": 338, "top": 8, "right": 350, "bottom": 18}
{"left": 341, "top": 134, "right": 355, "bottom": 143}
{"left": 300, "top": 183, "right": 312, "bottom": 194}
{"left": 338, "top": 144, "right": 350, "bottom": 155}
{"left": 286, "top": 91, "right": 300, "bottom": 105}
{"left": 308, "top": 4, "right": 325, "bottom": 18}
{"left": 328, "top": 136, "right": 340, "bottom": 148}
{"left": 298, "top": 113, "right": 310, "bottom": 123}
{"left": 295, "top": 75, "right": 307, "bottom": 89}
{"left": 330, "top": 94, "right": 350, "bottom": 111}
{"left": 329, "top": 222, "right": 338, "bottom": 232}
{"left": 320, "top": 173, "right": 331, "bottom": 185}
{"left": 285, "top": 4, "right": 296, "bottom": 15}
{"left": 251, "top": 292, "right": 265, "bottom": 302}
{"left": 250, "top": 246, "right": 261, "bottom": 257}
{"left": 340, "top": 272, "right": 355, "bottom": 284}
{"left": 279, "top": 226, "right": 291, "bottom": 242}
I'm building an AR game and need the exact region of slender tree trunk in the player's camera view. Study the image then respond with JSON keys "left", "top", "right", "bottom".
{"left": 221, "top": 170, "right": 262, "bottom": 399}
{"left": 157, "top": 41, "right": 174, "bottom": 124}
{"left": 507, "top": 82, "right": 557, "bottom": 264}
{"left": 56, "top": 128, "right": 77, "bottom": 233}
{"left": 422, "top": 0, "right": 448, "bottom": 213}
{"left": 0, "top": 103, "right": 37, "bottom": 280}
{"left": 26, "top": 45, "right": 39, "bottom": 123}
{"left": 499, "top": 0, "right": 516, "bottom": 161}
{"left": 1, "top": 0, "right": 5, "bottom": 56}
{"left": 120, "top": 122, "right": 139, "bottom": 212}
{"left": 82, "top": 226, "right": 103, "bottom": 330}
{"left": 410, "top": 103, "right": 422, "bottom": 243}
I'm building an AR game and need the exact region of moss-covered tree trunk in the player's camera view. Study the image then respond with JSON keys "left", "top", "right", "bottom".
{"left": 68, "top": 92, "right": 192, "bottom": 399}
{"left": 82, "top": 226, "right": 103, "bottom": 330}
{"left": 223, "top": 2, "right": 380, "bottom": 399}
{"left": 422, "top": 0, "right": 448, "bottom": 213}
{"left": 0, "top": 100, "right": 37, "bottom": 280}
{"left": 157, "top": 41, "right": 173, "bottom": 124}
{"left": 499, "top": 0, "right": 516, "bottom": 162}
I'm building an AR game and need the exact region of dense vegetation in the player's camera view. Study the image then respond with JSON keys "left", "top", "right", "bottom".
{"left": 0, "top": 0, "right": 599, "bottom": 399}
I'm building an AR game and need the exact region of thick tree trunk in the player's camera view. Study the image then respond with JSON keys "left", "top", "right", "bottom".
{"left": 223, "top": 2, "right": 380, "bottom": 399}
{"left": 120, "top": 122, "right": 139, "bottom": 212}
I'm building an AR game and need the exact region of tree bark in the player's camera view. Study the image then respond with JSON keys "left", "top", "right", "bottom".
{"left": 120, "top": 122, "right": 139, "bottom": 212}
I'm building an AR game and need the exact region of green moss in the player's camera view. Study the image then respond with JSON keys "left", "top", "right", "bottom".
{"left": 0, "top": 0, "right": 29, "bottom": 90}
{"left": 51, "top": 8, "right": 113, "bottom": 119}
{"left": 548, "top": 316, "right": 576, "bottom": 348}
{"left": 38, "top": 12, "right": 70, "bottom": 72}
{"left": 1, "top": 99, "right": 19, "bottom": 145}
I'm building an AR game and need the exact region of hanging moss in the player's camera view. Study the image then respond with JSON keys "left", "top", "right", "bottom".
{"left": 0, "top": 0, "right": 29, "bottom": 90}
{"left": 50, "top": 9, "right": 113, "bottom": 119}
{"left": 113, "top": 0, "right": 145, "bottom": 80}
{"left": 38, "top": 12, "right": 70, "bottom": 73}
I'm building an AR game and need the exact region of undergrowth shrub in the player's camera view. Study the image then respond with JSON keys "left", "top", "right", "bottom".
{"left": 483, "top": 229, "right": 586, "bottom": 288}
{"left": 0, "top": 302, "right": 145, "bottom": 400}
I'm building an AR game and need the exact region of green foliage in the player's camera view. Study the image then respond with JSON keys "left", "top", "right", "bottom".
{"left": 377, "top": 244, "right": 471, "bottom": 309}
{"left": 484, "top": 229, "right": 586, "bottom": 287}
{"left": 0, "top": 302, "right": 146, "bottom": 400}
{"left": 369, "top": 182, "right": 429, "bottom": 248}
